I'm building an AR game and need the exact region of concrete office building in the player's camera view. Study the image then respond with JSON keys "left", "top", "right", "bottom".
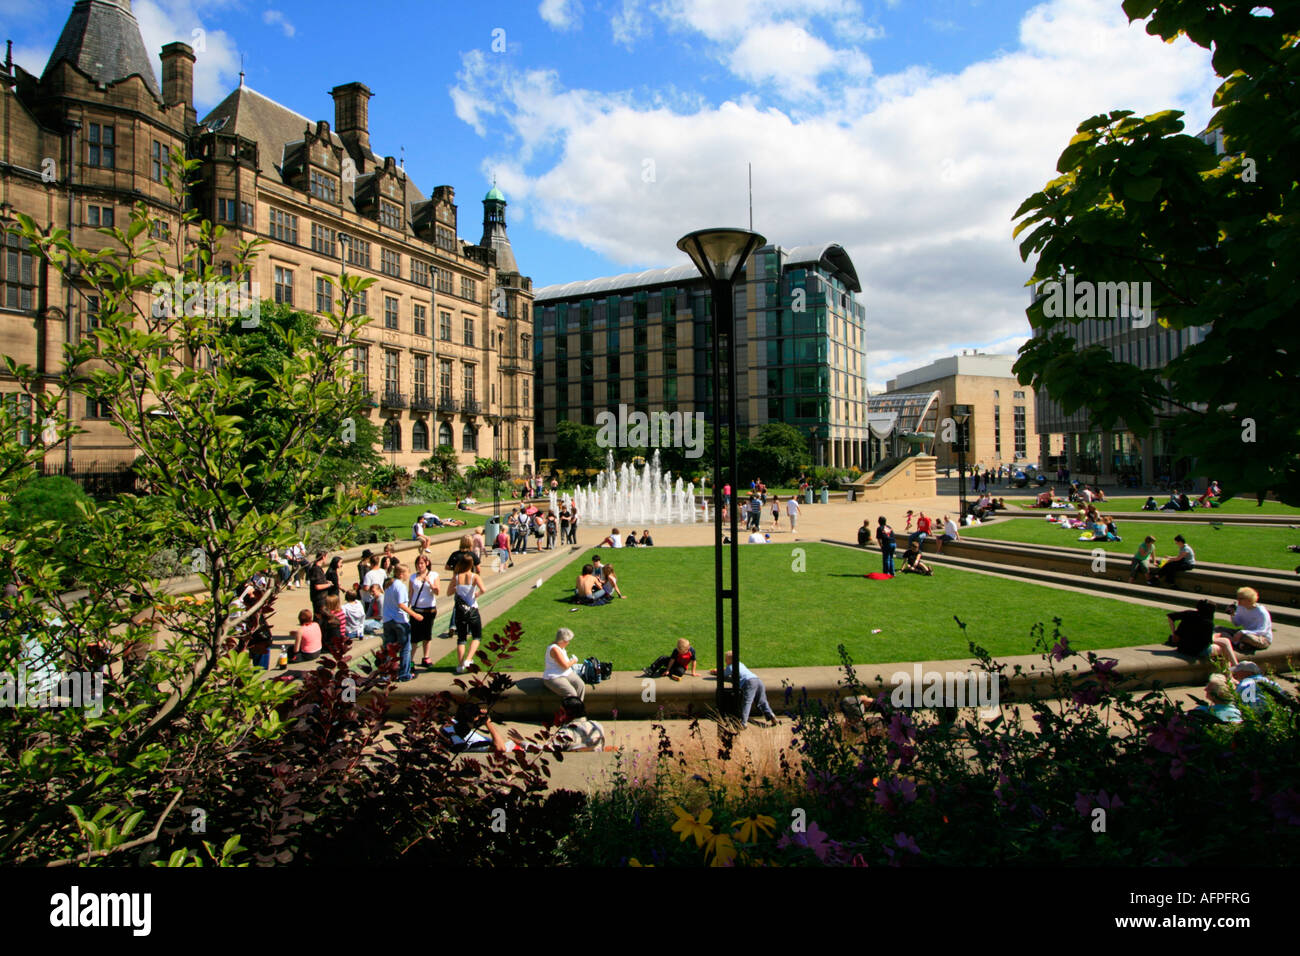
{"left": 875, "top": 352, "right": 1053, "bottom": 472}
{"left": 533, "top": 242, "right": 869, "bottom": 470}
{"left": 1, "top": 0, "right": 534, "bottom": 482}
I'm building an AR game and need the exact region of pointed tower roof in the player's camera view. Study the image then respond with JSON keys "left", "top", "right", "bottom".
{"left": 480, "top": 184, "right": 518, "bottom": 275}
{"left": 42, "top": 0, "right": 161, "bottom": 99}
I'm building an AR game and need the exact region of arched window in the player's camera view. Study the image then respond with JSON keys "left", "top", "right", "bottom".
{"left": 438, "top": 421, "right": 453, "bottom": 447}
{"left": 412, "top": 419, "right": 429, "bottom": 452}
{"left": 462, "top": 423, "right": 478, "bottom": 453}
{"left": 382, "top": 418, "right": 401, "bottom": 452}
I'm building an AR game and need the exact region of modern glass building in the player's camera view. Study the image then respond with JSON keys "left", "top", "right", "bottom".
{"left": 532, "top": 242, "right": 869, "bottom": 469}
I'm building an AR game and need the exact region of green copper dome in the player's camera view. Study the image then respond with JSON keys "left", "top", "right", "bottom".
{"left": 485, "top": 185, "right": 506, "bottom": 202}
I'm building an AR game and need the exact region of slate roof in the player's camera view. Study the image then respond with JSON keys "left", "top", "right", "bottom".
{"left": 42, "top": 0, "right": 161, "bottom": 99}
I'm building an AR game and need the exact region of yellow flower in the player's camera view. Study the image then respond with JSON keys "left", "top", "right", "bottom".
{"left": 671, "top": 805, "right": 714, "bottom": 847}
{"left": 628, "top": 857, "right": 653, "bottom": 867}
{"left": 733, "top": 814, "right": 776, "bottom": 843}
{"left": 708, "top": 833, "right": 737, "bottom": 867}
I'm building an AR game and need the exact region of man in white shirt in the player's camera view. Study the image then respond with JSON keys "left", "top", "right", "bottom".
{"left": 381, "top": 564, "right": 422, "bottom": 682}
{"left": 362, "top": 556, "right": 387, "bottom": 618}
{"left": 785, "top": 495, "right": 800, "bottom": 532}
{"left": 748, "top": 531, "right": 768, "bottom": 544}
{"left": 936, "top": 515, "right": 960, "bottom": 553}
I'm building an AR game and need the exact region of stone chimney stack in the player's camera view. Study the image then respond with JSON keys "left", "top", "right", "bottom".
{"left": 160, "top": 41, "right": 196, "bottom": 129}
{"left": 330, "top": 82, "right": 373, "bottom": 154}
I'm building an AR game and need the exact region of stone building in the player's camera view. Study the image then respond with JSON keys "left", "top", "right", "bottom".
{"left": 0, "top": 0, "right": 533, "bottom": 482}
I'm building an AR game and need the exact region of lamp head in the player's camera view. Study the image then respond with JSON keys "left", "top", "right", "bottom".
{"left": 676, "top": 228, "right": 766, "bottom": 285}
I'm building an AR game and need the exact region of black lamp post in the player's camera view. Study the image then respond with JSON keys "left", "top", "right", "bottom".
{"left": 677, "top": 227, "right": 765, "bottom": 717}
{"left": 951, "top": 404, "right": 972, "bottom": 519}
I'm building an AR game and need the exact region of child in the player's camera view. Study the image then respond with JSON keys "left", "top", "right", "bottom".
{"left": 901, "top": 543, "right": 933, "bottom": 576}
{"left": 668, "top": 638, "right": 697, "bottom": 681}
{"left": 904, "top": 509, "right": 914, "bottom": 532}
{"left": 342, "top": 587, "right": 365, "bottom": 640}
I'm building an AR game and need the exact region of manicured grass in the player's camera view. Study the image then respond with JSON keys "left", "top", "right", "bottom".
{"left": 963, "top": 517, "right": 1299, "bottom": 571}
{"left": 361, "top": 503, "right": 487, "bottom": 540}
{"left": 446, "top": 543, "right": 1178, "bottom": 672}
{"left": 1012, "top": 497, "right": 1300, "bottom": 516}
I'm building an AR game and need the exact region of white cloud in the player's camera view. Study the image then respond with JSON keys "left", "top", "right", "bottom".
{"left": 727, "top": 21, "right": 871, "bottom": 99}
{"left": 9, "top": 43, "right": 53, "bottom": 77}
{"left": 611, "top": 0, "right": 648, "bottom": 48}
{"left": 453, "top": 0, "right": 1219, "bottom": 379}
{"left": 539, "top": 0, "right": 583, "bottom": 31}
{"left": 262, "top": 9, "right": 296, "bottom": 38}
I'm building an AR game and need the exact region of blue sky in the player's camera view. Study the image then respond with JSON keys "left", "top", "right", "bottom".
{"left": 5, "top": 0, "right": 1217, "bottom": 387}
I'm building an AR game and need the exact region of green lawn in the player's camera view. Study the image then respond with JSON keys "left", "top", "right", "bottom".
{"left": 1013, "top": 497, "right": 1300, "bottom": 516}
{"left": 963, "top": 517, "right": 1298, "bottom": 571}
{"left": 443, "top": 543, "right": 1181, "bottom": 672}
{"left": 360, "top": 503, "right": 488, "bottom": 540}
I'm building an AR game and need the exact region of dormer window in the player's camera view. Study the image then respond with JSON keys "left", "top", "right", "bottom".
{"left": 379, "top": 200, "right": 403, "bottom": 230}
{"left": 310, "top": 169, "right": 338, "bottom": 202}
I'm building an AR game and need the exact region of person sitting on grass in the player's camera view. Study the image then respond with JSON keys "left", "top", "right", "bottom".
{"left": 599, "top": 564, "right": 625, "bottom": 600}
{"left": 1196, "top": 480, "right": 1222, "bottom": 508}
{"left": 748, "top": 530, "right": 771, "bottom": 543}
{"left": 1149, "top": 534, "right": 1195, "bottom": 588}
{"left": 291, "top": 608, "right": 323, "bottom": 663}
{"left": 1142, "top": 496, "right": 1159, "bottom": 511}
{"left": 575, "top": 565, "right": 608, "bottom": 606}
{"left": 1164, "top": 600, "right": 1237, "bottom": 664}
{"left": 901, "top": 542, "right": 933, "bottom": 576}
{"left": 640, "top": 530, "right": 654, "bottom": 547}
{"left": 1034, "top": 487, "right": 1056, "bottom": 508}
{"left": 1128, "top": 535, "right": 1157, "bottom": 583}
{"left": 598, "top": 527, "right": 623, "bottom": 548}
{"left": 1215, "top": 587, "right": 1273, "bottom": 652}
{"left": 668, "top": 638, "right": 697, "bottom": 681}
{"left": 624, "top": 530, "right": 639, "bottom": 548}
{"left": 1190, "top": 673, "right": 1243, "bottom": 724}
{"left": 857, "top": 519, "right": 873, "bottom": 548}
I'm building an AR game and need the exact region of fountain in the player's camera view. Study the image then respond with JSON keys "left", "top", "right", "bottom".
{"left": 553, "top": 450, "right": 701, "bottom": 526}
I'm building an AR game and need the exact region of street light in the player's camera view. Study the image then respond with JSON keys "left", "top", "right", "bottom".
{"left": 677, "top": 227, "right": 765, "bottom": 718}
{"left": 950, "top": 404, "right": 972, "bottom": 520}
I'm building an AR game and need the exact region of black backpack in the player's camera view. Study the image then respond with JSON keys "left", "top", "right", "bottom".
{"left": 579, "top": 657, "right": 612, "bottom": 684}
{"left": 643, "top": 655, "right": 672, "bottom": 678}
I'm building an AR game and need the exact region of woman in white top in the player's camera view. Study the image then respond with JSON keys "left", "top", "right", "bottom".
{"left": 543, "top": 627, "right": 585, "bottom": 701}
{"left": 409, "top": 554, "right": 440, "bottom": 668}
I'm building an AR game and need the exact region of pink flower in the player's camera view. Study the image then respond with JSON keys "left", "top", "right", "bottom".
{"left": 1050, "top": 637, "right": 1071, "bottom": 661}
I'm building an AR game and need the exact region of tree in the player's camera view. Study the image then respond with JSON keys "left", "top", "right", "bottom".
{"left": 739, "top": 422, "right": 810, "bottom": 483}
{"left": 419, "top": 444, "right": 460, "bottom": 484}
{"left": 0, "top": 151, "right": 375, "bottom": 863}
{"left": 554, "top": 420, "right": 604, "bottom": 473}
{"left": 0, "top": 475, "right": 93, "bottom": 587}
{"left": 1012, "top": 0, "right": 1300, "bottom": 503}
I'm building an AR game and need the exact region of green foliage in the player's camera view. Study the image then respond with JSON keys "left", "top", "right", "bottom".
{"left": 554, "top": 420, "right": 604, "bottom": 472}
{"left": 418, "top": 444, "right": 460, "bottom": 483}
{"left": 1014, "top": 0, "right": 1300, "bottom": 503}
{"left": 0, "top": 476, "right": 94, "bottom": 585}
{"left": 738, "top": 422, "right": 810, "bottom": 484}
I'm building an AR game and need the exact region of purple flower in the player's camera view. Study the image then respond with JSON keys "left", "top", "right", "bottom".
{"left": 1268, "top": 789, "right": 1300, "bottom": 827}
{"left": 778, "top": 822, "right": 833, "bottom": 861}
{"left": 886, "top": 711, "right": 915, "bottom": 746}
{"left": 893, "top": 832, "right": 920, "bottom": 855}
{"left": 1148, "top": 715, "right": 1189, "bottom": 755}
{"left": 1072, "top": 685, "right": 1102, "bottom": 706}
{"left": 1050, "top": 637, "right": 1071, "bottom": 661}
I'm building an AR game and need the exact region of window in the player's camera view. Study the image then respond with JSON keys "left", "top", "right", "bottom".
{"left": 1014, "top": 405, "right": 1027, "bottom": 458}
{"left": 413, "top": 354, "right": 428, "bottom": 400}
{"left": 993, "top": 405, "right": 1001, "bottom": 457}
{"left": 460, "top": 276, "right": 477, "bottom": 301}
{"left": 341, "top": 234, "right": 370, "bottom": 268}
{"left": 310, "top": 169, "right": 337, "bottom": 202}
{"left": 435, "top": 225, "right": 456, "bottom": 252}
{"left": 151, "top": 140, "right": 170, "bottom": 182}
{"left": 315, "top": 277, "right": 332, "bottom": 313}
{"left": 523, "top": 379, "right": 529, "bottom": 409}
{"left": 463, "top": 364, "right": 476, "bottom": 403}
{"left": 2, "top": 231, "right": 35, "bottom": 311}
{"left": 84, "top": 295, "right": 101, "bottom": 330}
{"left": 88, "top": 205, "right": 115, "bottom": 228}
{"left": 351, "top": 288, "right": 368, "bottom": 317}
{"left": 2, "top": 392, "right": 33, "bottom": 445}
{"left": 382, "top": 418, "right": 401, "bottom": 452}
{"left": 269, "top": 208, "right": 298, "bottom": 244}
{"left": 413, "top": 303, "right": 427, "bottom": 336}
{"left": 435, "top": 267, "right": 454, "bottom": 294}
{"left": 438, "top": 310, "right": 452, "bottom": 340}
{"left": 462, "top": 423, "right": 478, "bottom": 453}
{"left": 411, "top": 259, "right": 429, "bottom": 287}
{"left": 384, "top": 295, "right": 399, "bottom": 330}
{"left": 216, "top": 198, "right": 235, "bottom": 223}
{"left": 438, "top": 359, "right": 453, "bottom": 399}
{"left": 273, "top": 266, "right": 294, "bottom": 305}
{"left": 412, "top": 419, "right": 429, "bottom": 452}
{"left": 311, "top": 224, "right": 337, "bottom": 257}
{"left": 87, "top": 123, "right": 115, "bottom": 168}
{"left": 438, "top": 421, "right": 453, "bottom": 446}
{"left": 379, "top": 200, "right": 402, "bottom": 229}
{"left": 384, "top": 349, "right": 400, "bottom": 391}
{"left": 240, "top": 202, "right": 255, "bottom": 227}
{"left": 86, "top": 397, "right": 112, "bottom": 419}
{"left": 149, "top": 218, "right": 169, "bottom": 240}
{"left": 353, "top": 345, "right": 369, "bottom": 382}
{"left": 380, "top": 248, "right": 401, "bottom": 277}
{"left": 463, "top": 315, "right": 474, "bottom": 347}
